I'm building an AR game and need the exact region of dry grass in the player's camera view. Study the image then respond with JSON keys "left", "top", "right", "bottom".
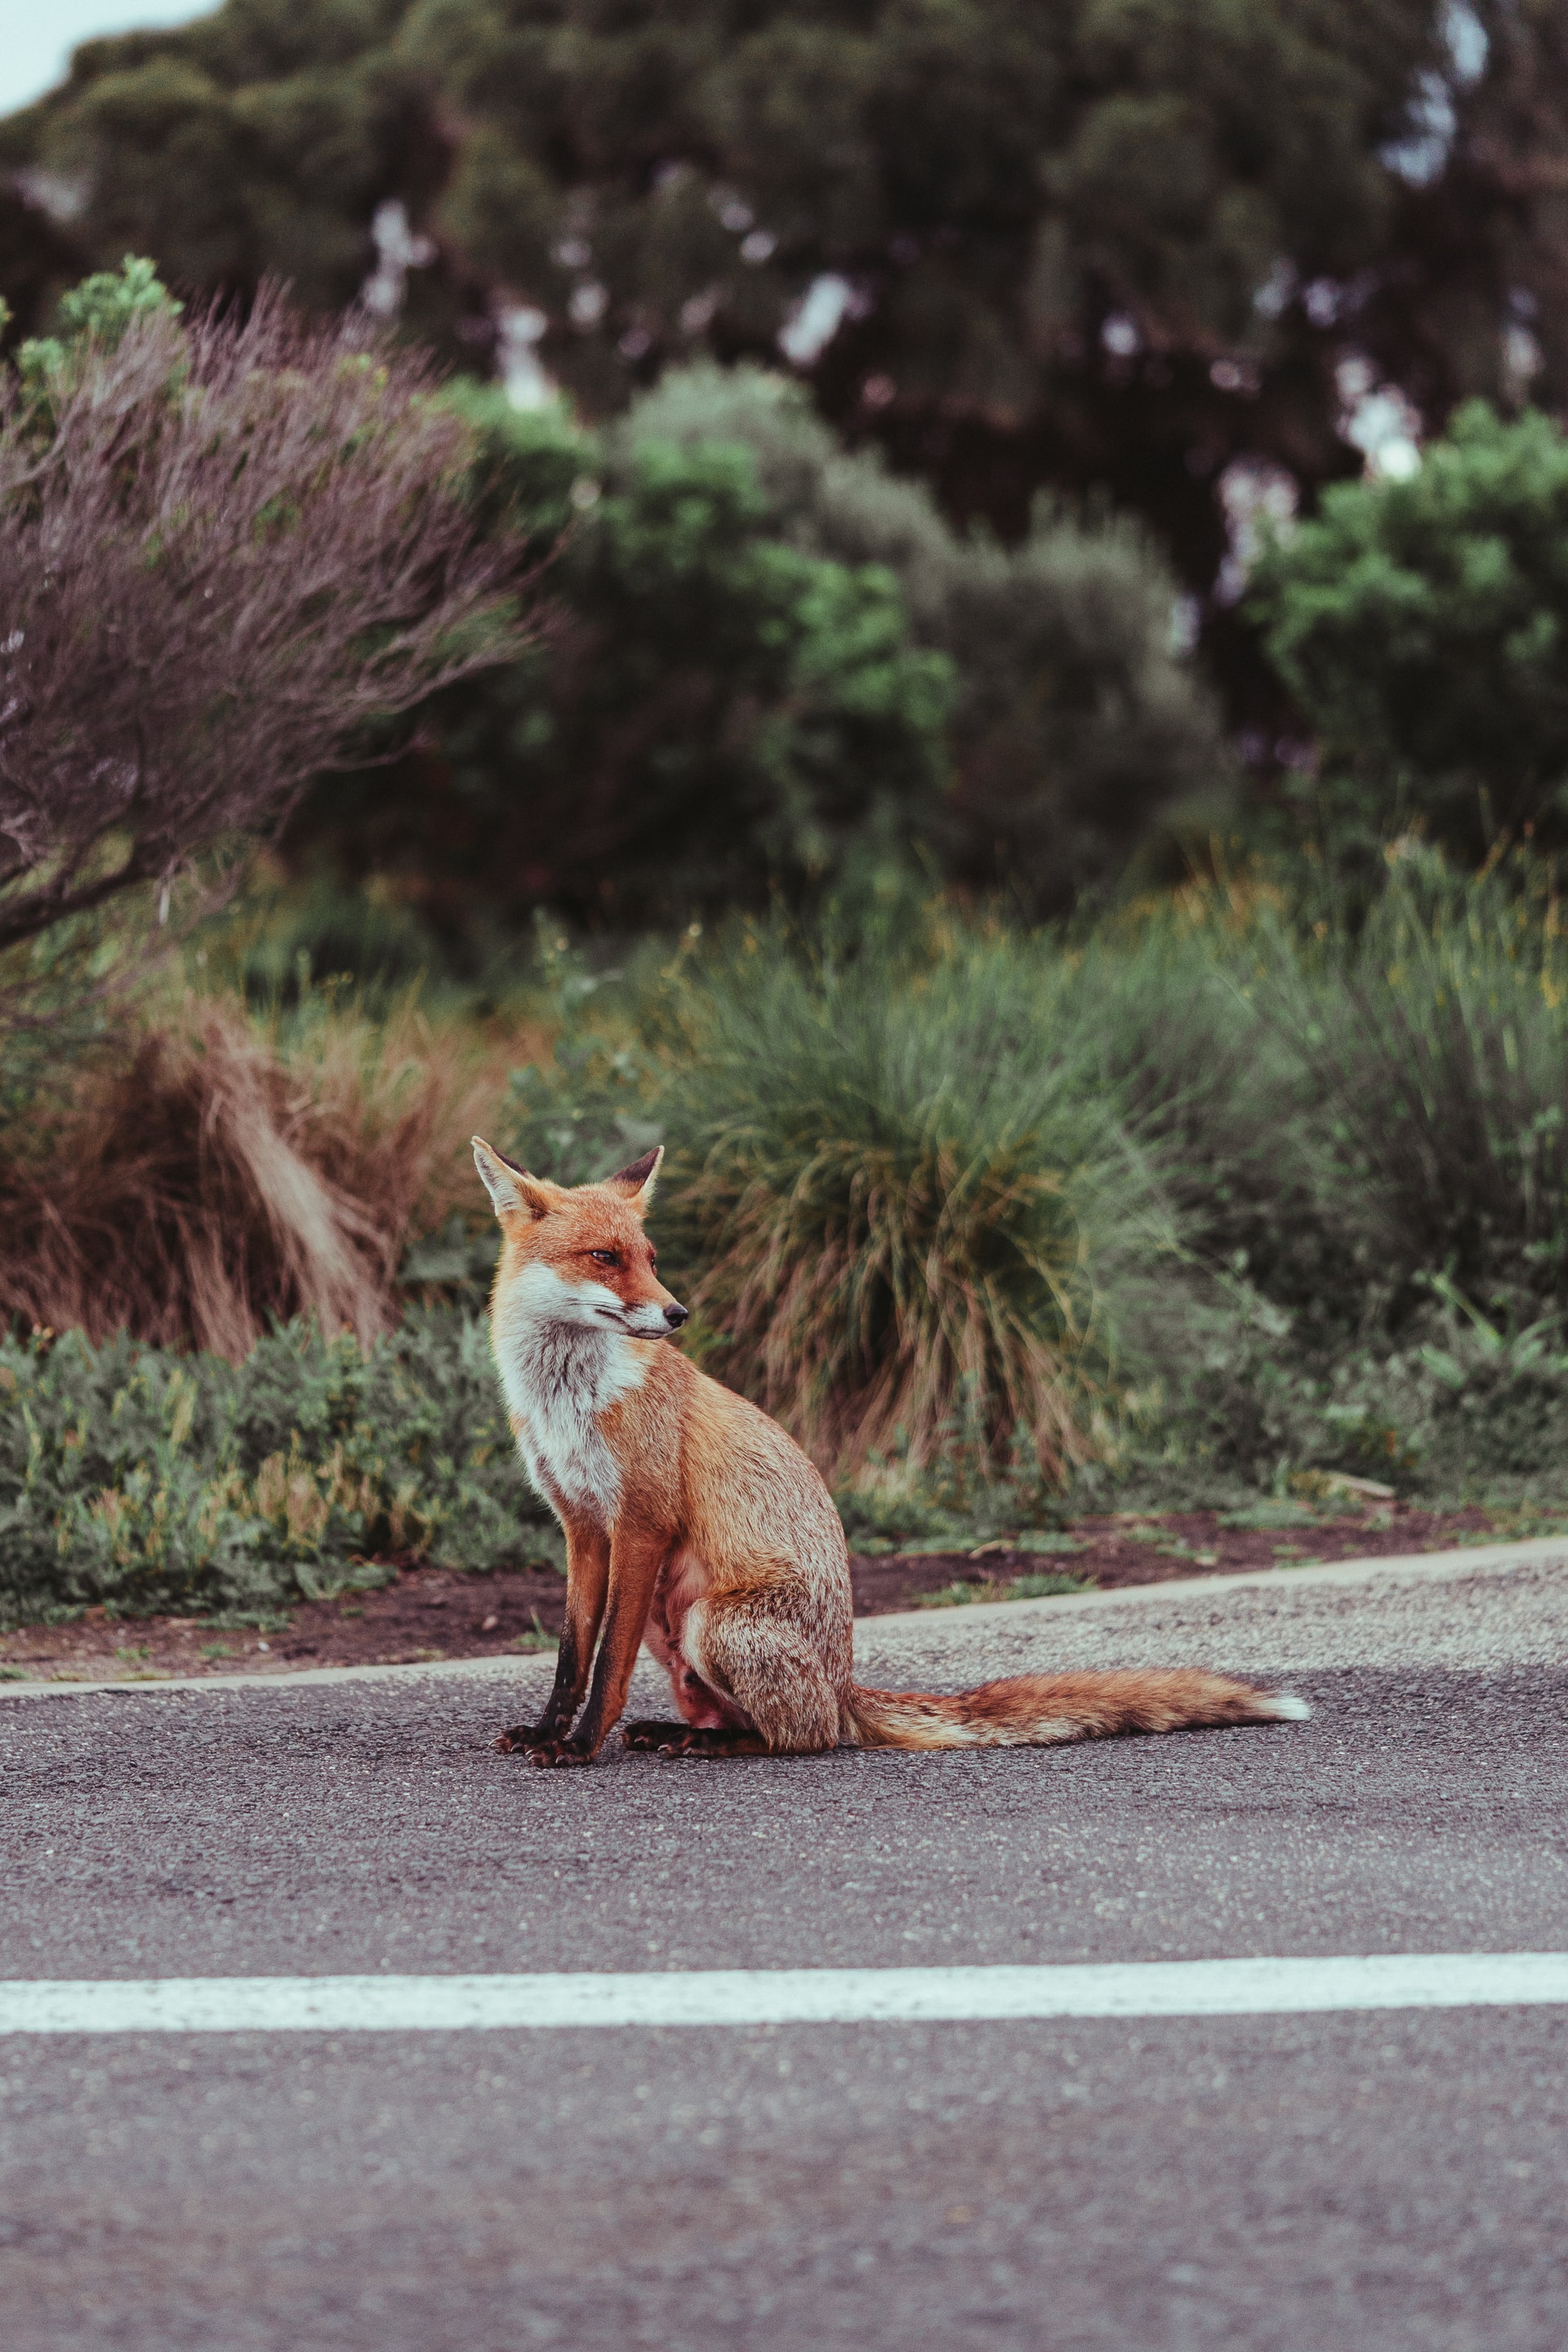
{"left": 0, "top": 991, "right": 513, "bottom": 1357}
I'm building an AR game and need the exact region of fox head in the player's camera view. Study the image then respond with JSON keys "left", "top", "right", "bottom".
{"left": 471, "top": 1137, "right": 688, "bottom": 1339}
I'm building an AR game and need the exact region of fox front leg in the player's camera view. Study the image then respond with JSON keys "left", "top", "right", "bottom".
{"left": 495, "top": 1521, "right": 608, "bottom": 1756}
{"left": 524, "top": 1528, "right": 668, "bottom": 1767}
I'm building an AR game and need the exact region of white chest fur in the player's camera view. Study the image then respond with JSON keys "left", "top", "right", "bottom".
{"left": 491, "top": 1267, "right": 646, "bottom": 1522}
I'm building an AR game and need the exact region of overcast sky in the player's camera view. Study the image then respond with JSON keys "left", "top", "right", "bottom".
{"left": 2, "top": 2, "right": 214, "bottom": 119}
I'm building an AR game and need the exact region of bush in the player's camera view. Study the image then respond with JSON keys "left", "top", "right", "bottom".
{"left": 496, "top": 858, "right": 1568, "bottom": 1503}
{"left": 1272, "top": 852, "right": 1568, "bottom": 1316}
{"left": 1049, "top": 852, "right": 1568, "bottom": 1333}
{"left": 1251, "top": 403, "right": 1568, "bottom": 858}
{"left": 1102, "top": 1266, "right": 1568, "bottom": 1513}
{"left": 0, "top": 1312, "right": 556, "bottom": 1631}
{"left": 1053, "top": 878, "right": 1361, "bottom": 1325}
{"left": 659, "top": 934, "right": 1165, "bottom": 1481}
{"left": 500, "top": 915, "right": 1171, "bottom": 1481}
{"left": 0, "top": 258, "right": 523, "bottom": 967}
{"left": 614, "top": 366, "right": 1229, "bottom": 915}
{"left": 299, "top": 364, "right": 1223, "bottom": 931}
{"left": 305, "top": 382, "right": 953, "bottom": 928}
{"left": 7, "top": 854, "right": 1568, "bottom": 1637}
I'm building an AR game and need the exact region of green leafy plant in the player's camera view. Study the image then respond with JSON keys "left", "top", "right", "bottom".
{"left": 1252, "top": 403, "right": 1568, "bottom": 858}
{"left": 612, "top": 366, "right": 1228, "bottom": 915}
{"left": 322, "top": 390, "right": 954, "bottom": 925}
{"left": 0, "top": 1313, "right": 557, "bottom": 1630}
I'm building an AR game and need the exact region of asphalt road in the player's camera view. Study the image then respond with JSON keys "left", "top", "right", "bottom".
{"left": 3, "top": 1553, "right": 1567, "bottom": 2350}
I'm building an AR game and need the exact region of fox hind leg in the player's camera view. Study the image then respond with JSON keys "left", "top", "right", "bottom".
{"left": 684, "top": 1590, "right": 843, "bottom": 1755}
{"left": 621, "top": 1643, "right": 767, "bottom": 1753}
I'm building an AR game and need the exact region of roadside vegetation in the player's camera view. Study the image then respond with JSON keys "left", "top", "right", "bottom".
{"left": 3, "top": 252, "right": 1568, "bottom": 1633}
{"left": 6, "top": 850, "right": 1566, "bottom": 1631}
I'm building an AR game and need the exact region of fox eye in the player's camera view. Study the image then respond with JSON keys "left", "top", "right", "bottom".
{"left": 588, "top": 1250, "right": 619, "bottom": 1268}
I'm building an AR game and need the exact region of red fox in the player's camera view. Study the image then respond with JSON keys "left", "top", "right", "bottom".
{"left": 472, "top": 1138, "right": 1310, "bottom": 1765}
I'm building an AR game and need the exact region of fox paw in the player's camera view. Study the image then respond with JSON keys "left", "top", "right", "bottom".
{"left": 494, "top": 1722, "right": 564, "bottom": 1754}
{"left": 523, "top": 1734, "right": 596, "bottom": 1769}
{"left": 621, "top": 1721, "right": 762, "bottom": 1757}
{"left": 621, "top": 1720, "right": 693, "bottom": 1753}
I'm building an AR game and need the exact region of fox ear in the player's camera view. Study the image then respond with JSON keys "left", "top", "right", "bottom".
{"left": 604, "top": 1143, "right": 663, "bottom": 1210}
{"left": 472, "top": 1137, "right": 555, "bottom": 1223}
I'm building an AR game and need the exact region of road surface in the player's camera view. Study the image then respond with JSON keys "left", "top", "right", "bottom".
{"left": 2, "top": 1549, "right": 1566, "bottom": 2350}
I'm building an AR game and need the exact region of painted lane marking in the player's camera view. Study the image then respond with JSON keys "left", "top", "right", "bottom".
{"left": 2, "top": 1954, "right": 1566, "bottom": 2034}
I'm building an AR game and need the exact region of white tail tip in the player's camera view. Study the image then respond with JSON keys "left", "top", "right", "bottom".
{"left": 1261, "top": 1692, "right": 1312, "bottom": 1721}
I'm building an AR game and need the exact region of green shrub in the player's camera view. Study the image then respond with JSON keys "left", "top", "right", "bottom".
{"left": 1389, "top": 1281, "right": 1568, "bottom": 1490}
{"left": 1044, "top": 856, "right": 1568, "bottom": 1507}
{"left": 13, "top": 855, "right": 1566, "bottom": 1644}
{"left": 617, "top": 365, "right": 1229, "bottom": 915}
{"left": 0, "top": 1313, "right": 555, "bottom": 1630}
{"left": 1053, "top": 881, "right": 1364, "bottom": 1326}
{"left": 1252, "top": 403, "right": 1568, "bottom": 858}
{"left": 305, "top": 383, "right": 953, "bottom": 927}
{"left": 1050, "top": 854, "right": 1568, "bottom": 1333}
{"left": 495, "top": 861, "right": 1568, "bottom": 1506}
{"left": 660, "top": 938, "right": 1142, "bottom": 1479}
{"left": 296, "top": 364, "right": 1223, "bottom": 930}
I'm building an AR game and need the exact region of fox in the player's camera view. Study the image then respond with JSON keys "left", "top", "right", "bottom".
{"left": 471, "top": 1136, "right": 1310, "bottom": 1766}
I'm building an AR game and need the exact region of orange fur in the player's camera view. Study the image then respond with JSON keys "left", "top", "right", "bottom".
{"left": 472, "top": 1138, "right": 1310, "bottom": 1765}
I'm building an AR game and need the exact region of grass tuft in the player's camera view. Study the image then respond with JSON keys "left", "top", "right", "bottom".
{"left": 650, "top": 933, "right": 1163, "bottom": 1481}
{"left": 0, "top": 987, "right": 505, "bottom": 1359}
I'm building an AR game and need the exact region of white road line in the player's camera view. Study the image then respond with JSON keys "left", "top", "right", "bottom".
{"left": 2, "top": 1955, "right": 1566, "bottom": 2034}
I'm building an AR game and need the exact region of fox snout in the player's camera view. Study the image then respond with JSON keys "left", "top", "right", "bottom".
{"left": 626, "top": 1298, "right": 688, "bottom": 1336}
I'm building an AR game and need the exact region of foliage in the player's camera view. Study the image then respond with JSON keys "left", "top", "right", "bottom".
{"left": 606, "top": 367, "right": 1228, "bottom": 915}
{"left": 653, "top": 933, "right": 1160, "bottom": 1481}
{"left": 1054, "top": 884, "right": 1358, "bottom": 1325}
{"left": 501, "top": 915, "right": 1172, "bottom": 1480}
{"left": 1054, "top": 851, "right": 1568, "bottom": 1504}
{"left": 497, "top": 853, "right": 1568, "bottom": 1498}
{"left": 1057, "top": 849, "right": 1568, "bottom": 1325}
{"left": 0, "top": 1312, "right": 555, "bottom": 1631}
{"left": 499, "top": 916, "right": 667, "bottom": 1191}
{"left": 1253, "top": 403, "right": 1568, "bottom": 858}
{"left": 7, "top": 853, "right": 1568, "bottom": 1630}
{"left": 305, "top": 379, "right": 955, "bottom": 923}
{"left": 1102, "top": 1263, "right": 1568, "bottom": 1511}
{"left": 0, "top": 257, "right": 524, "bottom": 960}
{"left": 1276, "top": 853, "right": 1568, "bottom": 1312}
{"left": 7, "top": 0, "right": 1561, "bottom": 634}
{"left": 304, "top": 366, "right": 1220, "bottom": 924}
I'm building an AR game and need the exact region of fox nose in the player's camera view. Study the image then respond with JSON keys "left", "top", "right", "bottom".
{"left": 663, "top": 1303, "right": 689, "bottom": 1330}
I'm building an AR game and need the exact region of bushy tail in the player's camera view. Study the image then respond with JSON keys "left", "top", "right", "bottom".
{"left": 847, "top": 1668, "right": 1309, "bottom": 1752}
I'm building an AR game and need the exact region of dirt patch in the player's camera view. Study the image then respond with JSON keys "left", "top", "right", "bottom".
{"left": 0, "top": 1501, "right": 1540, "bottom": 1684}
{"left": 0, "top": 1566, "right": 569, "bottom": 1684}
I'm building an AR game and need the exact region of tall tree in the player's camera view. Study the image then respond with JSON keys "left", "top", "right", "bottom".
{"left": 4, "top": 2, "right": 1566, "bottom": 667}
